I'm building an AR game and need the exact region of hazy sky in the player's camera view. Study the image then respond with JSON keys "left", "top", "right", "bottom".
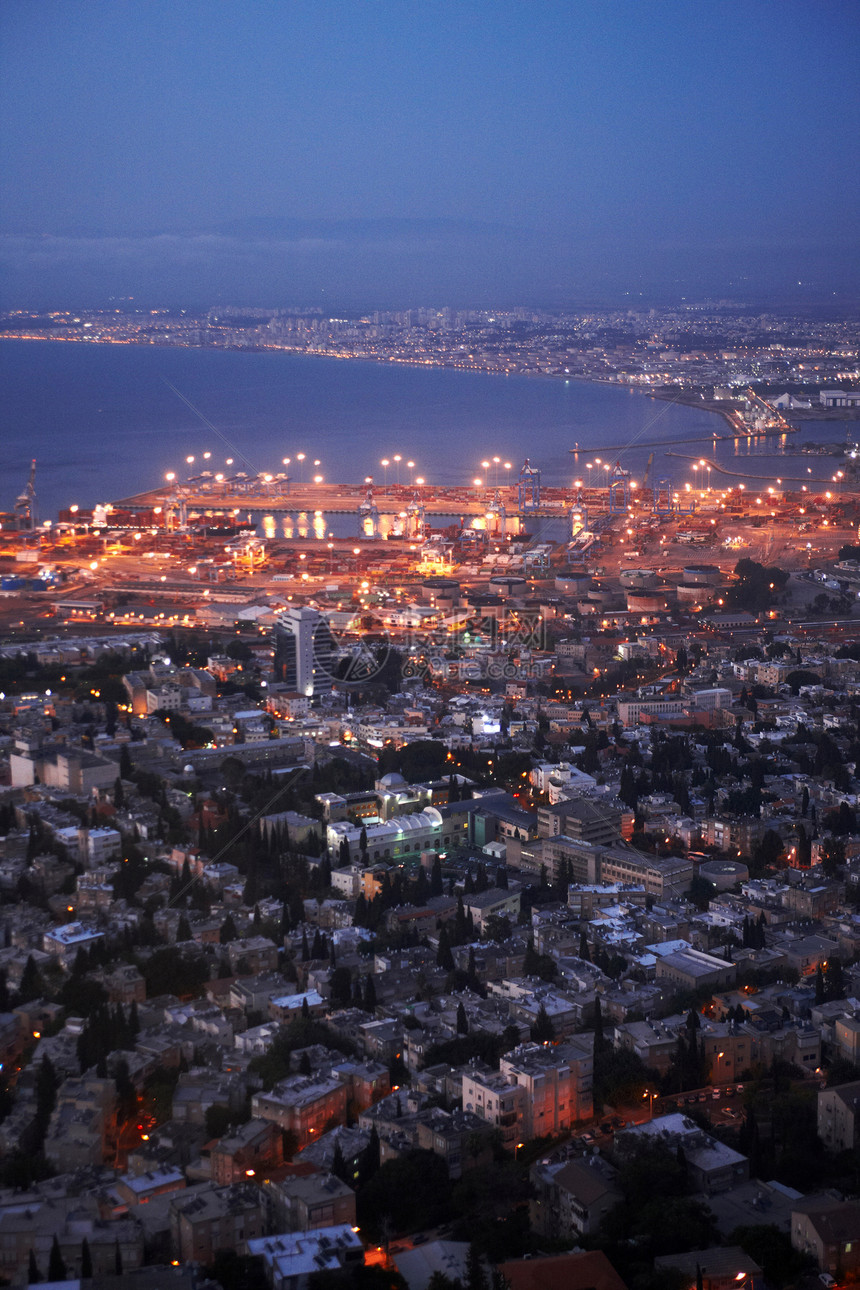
{"left": 1, "top": 0, "right": 858, "bottom": 308}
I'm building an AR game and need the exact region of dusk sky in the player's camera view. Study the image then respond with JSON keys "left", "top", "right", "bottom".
{"left": 1, "top": 0, "right": 859, "bottom": 309}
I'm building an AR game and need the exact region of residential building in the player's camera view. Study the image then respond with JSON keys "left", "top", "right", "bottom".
{"left": 792, "top": 1198, "right": 860, "bottom": 1274}
{"left": 247, "top": 1225, "right": 364, "bottom": 1290}
{"left": 169, "top": 1182, "right": 266, "bottom": 1263}
{"left": 818, "top": 1081, "right": 860, "bottom": 1154}
{"left": 530, "top": 1156, "right": 622, "bottom": 1239}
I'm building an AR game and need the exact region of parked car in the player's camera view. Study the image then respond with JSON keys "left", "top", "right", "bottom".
{"left": 819, "top": 1274, "right": 835, "bottom": 1287}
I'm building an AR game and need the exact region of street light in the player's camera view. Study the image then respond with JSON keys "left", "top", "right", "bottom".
{"left": 381, "top": 458, "right": 390, "bottom": 491}
{"left": 393, "top": 454, "right": 402, "bottom": 486}
{"left": 296, "top": 452, "right": 306, "bottom": 482}
{"left": 643, "top": 1089, "right": 657, "bottom": 1120}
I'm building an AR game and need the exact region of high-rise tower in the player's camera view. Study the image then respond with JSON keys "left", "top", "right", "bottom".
{"left": 273, "top": 607, "right": 337, "bottom": 697}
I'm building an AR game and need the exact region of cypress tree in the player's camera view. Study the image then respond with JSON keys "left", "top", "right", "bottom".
{"left": 593, "top": 995, "right": 605, "bottom": 1051}
{"left": 18, "top": 954, "right": 42, "bottom": 1003}
{"left": 531, "top": 1003, "right": 555, "bottom": 1043}
{"left": 332, "top": 1139, "right": 350, "bottom": 1184}
{"left": 80, "top": 1236, "right": 93, "bottom": 1279}
{"left": 48, "top": 1234, "right": 66, "bottom": 1281}
{"left": 436, "top": 924, "right": 455, "bottom": 972}
{"left": 28, "top": 1249, "right": 40, "bottom": 1284}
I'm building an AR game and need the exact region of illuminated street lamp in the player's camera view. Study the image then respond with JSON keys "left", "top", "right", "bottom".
{"left": 296, "top": 452, "right": 306, "bottom": 482}
{"left": 381, "top": 458, "right": 390, "bottom": 491}
{"left": 393, "top": 454, "right": 402, "bottom": 486}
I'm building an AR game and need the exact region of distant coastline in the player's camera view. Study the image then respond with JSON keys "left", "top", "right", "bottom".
{"left": 5, "top": 329, "right": 856, "bottom": 440}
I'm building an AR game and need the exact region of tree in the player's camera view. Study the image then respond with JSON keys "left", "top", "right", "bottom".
{"left": 332, "top": 1139, "right": 351, "bottom": 1185}
{"left": 356, "top": 1148, "right": 449, "bottom": 1240}
{"left": 119, "top": 743, "right": 133, "bottom": 780}
{"left": 216, "top": 913, "right": 237, "bottom": 944}
{"left": 437, "top": 924, "right": 455, "bottom": 972}
{"left": 593, "top": 995, "right": 606, "bottom": 1051}
{"left": 730, "top": 1224, "right": 815, "bottom": 1288}
{"left": 330, "top": 966, "right": 353, "bottom": 1007}
{"left": 530, "top": 1003, "right": 554, "bottom": 1043}
{"left": 28, "top": 1249, "right": 40, "bottom": 1284}
{"left": 80, "top": 1237, "right": 93, "bottom": 1279}
{"left": 48, "top": 1234, "right": 66, "bottom": 1281}
{"left": 115, "top": 1240, "right": 123, "bottom": 1276}
{"left": 466, "top": 1244, "right": 488, "bottom": 1290}
{"left": 18, "top": 954, "right": 43, "bottom": 1003}
{"left": 824, "top": 956, "right": 846, "bottom": 1002}
{"left": 358, "top": 1123, "right": 381, "bottom": 1186}
{"left": 456, "top": 1001, "right": 469, "bottom": 1035}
